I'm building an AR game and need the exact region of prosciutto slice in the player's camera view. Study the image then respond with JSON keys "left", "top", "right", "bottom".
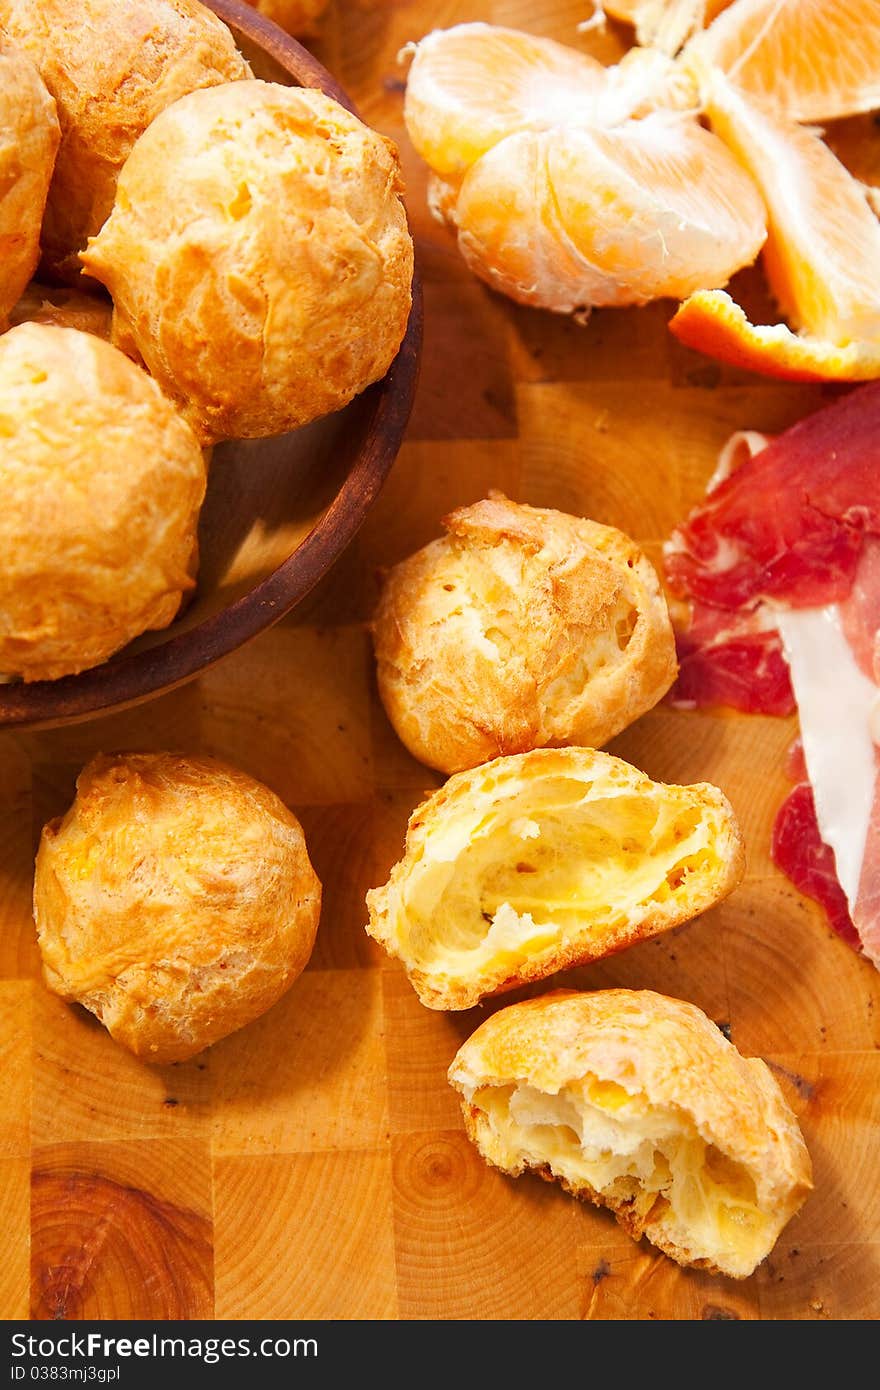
{"left": 771, "top": 782, "right": 862, "bottom": 951}
{"left": 666, "top": 381, "right": 880, "bottom": 622}
{"left": 664, "top": 383, "right": 880, "bottom": 966}
{"left": 672, "top": 600, "right": 794, "bottom": 715}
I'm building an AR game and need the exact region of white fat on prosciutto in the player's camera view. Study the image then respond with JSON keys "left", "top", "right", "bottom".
{"left": 774, "top": 604, "right": 878, "bottom": 914}
{"left": 774, "top": 536, "right": 880, "bottom": 968}
{"left": 664, "top": 386, "right": 880, "bottom": 964}
{"left": 707, "top": 429, "right": 770, "bottom": 492}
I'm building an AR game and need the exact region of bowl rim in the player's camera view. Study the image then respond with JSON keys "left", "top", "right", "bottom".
{"left": 0, "top": 0, "right": 422, "bottom": 731}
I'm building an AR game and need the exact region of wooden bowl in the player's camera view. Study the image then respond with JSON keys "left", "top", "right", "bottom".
{"left": 0, "top": 0, "right": 422, "bottom": 731}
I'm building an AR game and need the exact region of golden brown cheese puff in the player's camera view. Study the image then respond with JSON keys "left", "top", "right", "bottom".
{"left": 34, "top": 752, "right": 322, "bottom": 1064}
{"left": 449, "top": 989, "right": 812, "bottom": 1279}
{"left": 0, "top": 0, "right": 251, "bottom": 283}
{"left": 0, "top": 45, "right": 59, "bottom": 323}
{"left": 82, "top": 80, "right": 414, "bottom": 445}
{"left": 0, "top": 322, "right": 206, "bottom": 682}
{"left": 8, "top": 281, "right": 112, "bottom": 339}
{"left": 246, "top": 0, "right": 329, "bottom": 37}
{"left": 366, "top": 746, "right": 745, "bottom": 1011}
{"left": 372, "top": 494, "right": 678, "bottom": 774}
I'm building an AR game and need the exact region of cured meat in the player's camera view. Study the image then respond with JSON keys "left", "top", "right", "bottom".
{"left": 776, "top": 603, "right": 878, "bottom": 910}
{"left": 771, "top": 783, "right": 861, "bottom": 950}
{"left": 665, "top": 383, "right": 880, "bottom": 966}
{"left": 665, "top": 381, "right": 880, "bottom": 616}
{"left": 671, "top": 600, "right": 794, "bottom": 715}
{"left": 839, "top": 537, "right": 880, "bottom": 681}
{"left": 667, "top": 427, "right": 796, "bottom": 714}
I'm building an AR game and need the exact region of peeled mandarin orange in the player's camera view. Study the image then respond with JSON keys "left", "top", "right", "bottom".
{"left": 703, "top": 71, "right": 880, "bottom": 345}
{"left": 451, "top": 112, "right": 766, "bottom": 315}
{"left": 402, "top": 22, "right": 609, "bottom": 182}
{"left": 452, "top": 129, "right": 627, "bottom": 315}
{"left": 600, "top": 44, "right": 694, "bottom": 119}
{"left": 687, "top": 0, "right": 880, "bottom": 121}
{"left": 670, "top": 289, "right": 880, "bottom": 380}
{"left": 599, "top": 0, "right": 732, "bottom": 52}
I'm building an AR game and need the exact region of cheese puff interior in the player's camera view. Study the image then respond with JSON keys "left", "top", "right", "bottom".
{"left": 366, "top": 747, "right": 745, "bottom": 1010}
{"left": 449, "top": 989, "right": 813, "bottom": 1279}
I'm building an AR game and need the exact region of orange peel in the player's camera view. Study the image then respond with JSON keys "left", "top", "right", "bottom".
{"left": 670, "top": 289, "right": 880, "bottom": 381}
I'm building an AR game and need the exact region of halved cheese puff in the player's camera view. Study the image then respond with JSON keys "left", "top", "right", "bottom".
{"left": 365, "top": 747, "right": 745, "bottom": 1011}
{"left": 449, "top": 988, "right": 812, "bottom": 1279}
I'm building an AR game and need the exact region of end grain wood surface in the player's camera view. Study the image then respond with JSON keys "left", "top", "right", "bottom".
{"left": 2, "top": 0, "right": 879, "bottom": 1323}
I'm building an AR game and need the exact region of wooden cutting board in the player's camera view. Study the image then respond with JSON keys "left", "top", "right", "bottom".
{"left": 2, "top": 0, "right": 879, "bottom": 1323}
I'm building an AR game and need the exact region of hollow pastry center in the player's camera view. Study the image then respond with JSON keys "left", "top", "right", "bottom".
{"left": 470, "top": 1078, "right": 773, "bottom": 1274}
{"left": 399, "top": 778, "right": 722, "bottom": 976}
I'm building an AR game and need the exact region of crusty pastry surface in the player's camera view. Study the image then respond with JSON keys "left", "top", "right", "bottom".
{"left": 372, "top": 494, "right": 678, "bottom": 774}
{"left": 448, "top": 989, "right": 813, "bottom": 1279}
{"left": 82, "top": 79, "right": 414, "bottom": 445}
{"left": 0, "top": 44, "right": 59, "bottom": 323}
{"left": 0, "top": 322, "right": 206, "bottom": 682}
{"left": 34, "top": 751, "right": 322, "bottom": 1064}
{"left": 365, "top": 746, "right": 745, "bottom": 1011}
{"left": 0, "top": 0, "right": 252, "bottom": 283}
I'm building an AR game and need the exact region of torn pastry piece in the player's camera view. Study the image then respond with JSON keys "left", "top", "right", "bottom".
{"left": 0, "top": 0, "right": 252, "bottom": 282}
{"left": 365, "top": 747, "right": 745, "bottom": 1010}
{"left": 448, "top": 989, "right": 812, "bottom": 1279}
{"left": 372, "top": 494, "right": 677, "bottom": 774}
{"left": 0, "top": 322, "right": 206, "bottom": 682}
{"left": 0, "top": 44, "right": 59, "bottom": 323}
{"left": 82, "top": 80, "right": 414, "bottom": 445}
{"left": 34, "top": 751, "right": 322, "bottom": 1064}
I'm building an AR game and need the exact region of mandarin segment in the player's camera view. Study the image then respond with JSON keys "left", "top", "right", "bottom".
{"left": 403, "top": 22, "right": 610, "bottom": 183}
{"left": 702, "top": 72, "right": 880, "bottom": 347}
{"left": 453, "top": 114, "right": 765, "bottom": 314}
{"left": 687, "top": 0, "right": 880, "bottom": 122}
{"left": 402, "top": 21, "right": 765, "bottom": 317}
